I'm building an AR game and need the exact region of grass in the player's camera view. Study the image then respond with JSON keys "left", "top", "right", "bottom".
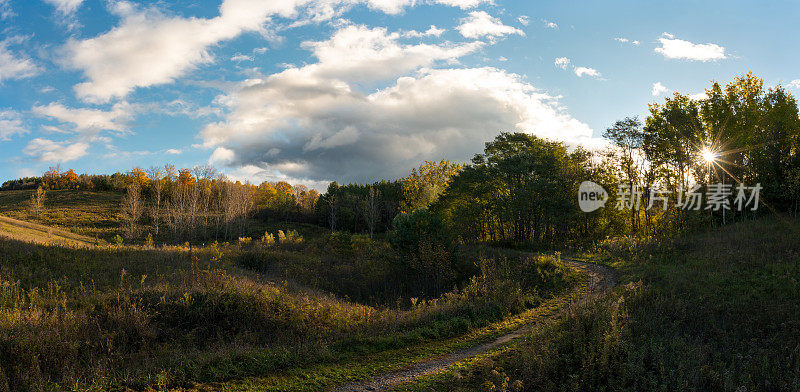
{"left": 397, "top": 215, "right": 800, "bottom": 391}
{"left": 0, "top": 189, "right": 121, "bottom": 241}
{"left": 0, "top": 189, "right": 323, "bottom": 244}
{"left": 0, "top": 215, "right": 104, "bottom": 246}
{"left": 0, "top": 212, "right": 579, "bottom": 391}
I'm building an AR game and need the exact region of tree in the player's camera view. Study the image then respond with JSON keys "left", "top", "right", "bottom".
{"left": 643, "top": 72, "right": 800, "bottom": 225}
{"left": 400, "top": 159, "right": 462, "bottom": 213}
{"left": 364, "top": 186, "right": 380, "bottom": 239}
{"left": 42, "top": 164, "right": 61, "bottom": 189}
{"left": 121, "top": 182, "right": 143, "bottom": 238}
{"left": 62, "top": 169, "right": 80, "bottom": 189}
{"left": 603, "top": 117, "right": 645, "bottom": 233}
{"left": 127, "top": 167, "right": 150, "bottom": 189}
{"left": 29, "top": 187, "right": 46, "bottom": 218}
{"left": 434, "top": 132, "right": 594, "bottom": 248}
{"left": 390, "top": 208, "right": 454, "bottom": 296}
{"left": 146, "top": 166, "right": 165, "bottom": 236}
{"left": 327, "top": 197, "right": 338, "bottom": 232}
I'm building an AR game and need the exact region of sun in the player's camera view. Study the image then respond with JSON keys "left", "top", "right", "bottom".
{"left": 701, "top": 148, "right": 718, "bottom": 164}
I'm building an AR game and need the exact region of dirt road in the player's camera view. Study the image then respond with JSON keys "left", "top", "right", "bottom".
{"left": 331, "top": 259, "right": 617, "bottom": 392}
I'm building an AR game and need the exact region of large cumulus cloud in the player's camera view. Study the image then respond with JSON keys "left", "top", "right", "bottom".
{"left": 200, "top": 26, "right": 598, "bottom": 184}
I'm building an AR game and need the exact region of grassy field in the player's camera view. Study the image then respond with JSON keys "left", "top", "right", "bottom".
{"left": 396, "top": 216, "right": 800, "bottom": 391}
{"left": 0, "top": 215, "right": 103, "bottom": 247}
{"left": 0, "top": 200, "right": 580, "bottom": 391}
{"left": 0, "top": 189, "right": 326, "bottom": 245}
{"left": 8, "top": 188, "right": 795, "bottom": 391}
{"left": 0, "top": 189, "right": 121, "bottom": 241}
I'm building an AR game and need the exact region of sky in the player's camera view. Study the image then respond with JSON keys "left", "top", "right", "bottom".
{"left": 0, "top": 0, "right": 798, "bottom": 189}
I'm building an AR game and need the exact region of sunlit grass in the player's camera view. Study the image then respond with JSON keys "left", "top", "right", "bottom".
{"left": 0, "top": 217, "right": 578, "bottom": 391}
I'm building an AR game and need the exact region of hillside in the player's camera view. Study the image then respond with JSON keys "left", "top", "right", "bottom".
{"left": 0, "top": 200, "right": 587, "bottom": 391}
{"left": 394, "top": 216, "right": 800, "bottom": 391}
{"left": 0, "top": 214, "right": 106, "bottom": 246}
{"left": 0, "top": 189, "right": 121, "bottom": 240}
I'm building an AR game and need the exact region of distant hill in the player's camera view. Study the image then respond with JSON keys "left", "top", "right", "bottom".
{"left": 0, "top": 189, "right": 121, "bottom": 240}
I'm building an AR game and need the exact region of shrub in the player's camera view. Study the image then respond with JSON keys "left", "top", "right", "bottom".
{"left": 276, "top": 229, "right": 303, "bottom": 249}
{"left": 261, "top": 231, "right": 275, "bottom": 246}
{"left": 112, "top": 234, "right": 124, "bottom": 246}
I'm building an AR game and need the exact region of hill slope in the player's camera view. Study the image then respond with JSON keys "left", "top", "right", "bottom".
{"left": 395, "top": 216, "right": 800, "bottom": 391}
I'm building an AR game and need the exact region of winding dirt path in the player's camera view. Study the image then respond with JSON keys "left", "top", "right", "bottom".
{"left": 331, "top": 259, "right": 617, "bottom": 392}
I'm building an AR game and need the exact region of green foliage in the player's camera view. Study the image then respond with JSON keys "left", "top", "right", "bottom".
{"left": 390, "top": 209, "right": 462, "bottom": 297}
{"left": 390, "top": 209, "right": 451, "bottom": 255}
{"left": 315, "top": 180, "right": 403, "bottom": 233}
{"left": 400, "top": 159, "right": 463, "bottom": 213}
{"left": 112, "top": 234, "right": 124, "bottom": 246}
{"left": 434, "top": 132, "right": 602, "bottom": 248}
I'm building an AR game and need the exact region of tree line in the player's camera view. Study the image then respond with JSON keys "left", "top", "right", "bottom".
{"left": 6, "top": 72, "right": 797, "bottom": 250}
{"left": 597, "top": 72, "right": 800, "bottom": 235}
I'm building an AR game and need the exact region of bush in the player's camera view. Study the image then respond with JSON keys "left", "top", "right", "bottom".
{"left": 261, "top": 231, "right": 275, "bottom": 246}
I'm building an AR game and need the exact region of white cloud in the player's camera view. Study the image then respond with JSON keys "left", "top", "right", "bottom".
{"left": 457, "top": 11, "right": 523, "bottom": 39}
{"left": 542, "top": 19, "right": 557, "bottom": 29}
{"left": 209, "top": 146, "right": 236, "bottom": 165}
{"left": 199, "top": 25, "right": 598, "bottom": 184}
{"left": 787, "top": 79, "right": 800, "bottom": 89}
{"left": 403, "top": 25, "right": 445, "bottom": 38}
{"left": 517, "top": 15, "right": 529, "bottom": 26}
{"left": 655, "top": 33, "right": 726, "bottom": 61}
{"left": 0, "top": 42, "right": 41, "bottom": 83}
{"left": 614, "top": 37, "right": 639, "bottom": 45}
{"left": 23, "top": 138, "right": 89, "bottom": 162}
{"left": 430, "top": 0, "right": 492, "bottom": 9}
{"left": 43, "top": 0, "right": 84, "bottom": 15}
{"left": 554, "top": 57, "right": 570, "bottom": 70}
{"left": 63, "top": 0, "right": 491, "bottom": 102}
{"left": 231, "top": 53, "right": 254, "bottom": 61}
{"left": 62, "top": 0, "right": 318, "bottom": 103}
{"left": 652, "top": 82, "right": 670, "bottom": 96}
{"left": 299, "top": 24, "right": 481, "bottom": 83}
{"left": 0, "top": 109, "right": 28, "bottom": 140}
{"left": 32, "top": 102, "right": 132, "bottom": 135}
{"left": 574, "top": 66, "right": 600, "bottom": 78}
{"left": 165, "top": 148, "right": 182, "bottom": 154}
{"left": 361, "top": 0, "right": 413, "bottom": 14}
{"left": 556, "top": 58, "right": 601, "bottom": 79}
{"left": 224, "top": 164, "right": 331, "bottom": 191}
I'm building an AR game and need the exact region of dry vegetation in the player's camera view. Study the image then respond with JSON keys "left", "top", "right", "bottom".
{"left": 0, "top": 207, "right": 578, "bottom": 391}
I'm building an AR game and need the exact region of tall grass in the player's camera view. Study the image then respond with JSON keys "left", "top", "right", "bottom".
{"left": 430, "top": 216, "right": 800, "bottom": 392}
{"left": 0, "top": 232, "right": 577, "bottom": 391}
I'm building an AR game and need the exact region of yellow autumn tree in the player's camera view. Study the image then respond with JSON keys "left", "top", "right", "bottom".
{"left": 127, "top": 167, "right": 150, "bottom": 189}
{"left": 400, "top": 159, "right": 462, "bottom": 213}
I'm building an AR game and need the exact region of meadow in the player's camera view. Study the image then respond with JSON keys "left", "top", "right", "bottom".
{"left": 0, "top": 189, "right": 580, "bottom": 391}
{"left": 396, "top": 216, "right": 800, "bottom": 391}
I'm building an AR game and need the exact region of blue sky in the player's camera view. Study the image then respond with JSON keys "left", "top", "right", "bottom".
{"left": 0, "top": 0, "right": 798, "bottom": 188}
